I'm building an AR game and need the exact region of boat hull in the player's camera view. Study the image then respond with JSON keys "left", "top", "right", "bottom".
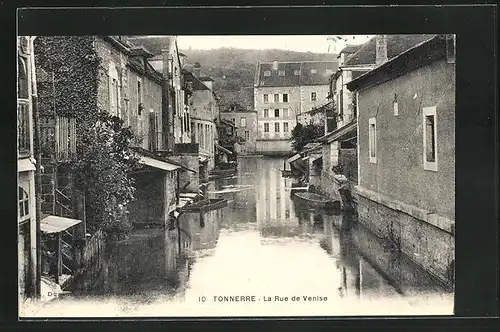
{"left": 293, "top": 192, "right": 341, "bottom": 210}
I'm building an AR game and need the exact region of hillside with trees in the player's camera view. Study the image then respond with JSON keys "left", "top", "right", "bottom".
{"left": 180, "top": 47, "right": 337, "bottom": 108}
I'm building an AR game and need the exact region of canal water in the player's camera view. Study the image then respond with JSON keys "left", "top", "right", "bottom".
{"left": 23, "top": 157, "right": 453, "bottom": 317}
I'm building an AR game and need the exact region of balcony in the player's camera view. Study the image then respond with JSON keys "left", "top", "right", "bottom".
{"left": 18, "top": 100, "right": 31, "bottom": 158}
{"left": 40, "top": 116, "right": 77, "bottom": 161}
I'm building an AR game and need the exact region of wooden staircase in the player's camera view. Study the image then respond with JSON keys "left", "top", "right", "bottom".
{"left": 40, "top": 161, "right": 79, "bottom": 281}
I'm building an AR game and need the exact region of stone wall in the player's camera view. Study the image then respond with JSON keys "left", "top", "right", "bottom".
{"left": 356, "top": 193, "right": 455, "bottom": 287}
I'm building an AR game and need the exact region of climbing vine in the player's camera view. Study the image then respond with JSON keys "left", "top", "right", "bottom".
{"left": 35, "top": 36, "right": 139, "bottom": 235}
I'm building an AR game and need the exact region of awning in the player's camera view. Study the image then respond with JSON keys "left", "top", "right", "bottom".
{"left": 215, "top": 144, "right": 233, "bottom": 155}
{"left": 18, "top": 158, "right": 36, "bottom": 172}
{"left": 139, "top": 156, "right": 182, "bottom": 172}
{"left": 319, "top": 120, "right": 357, "bottom": 143}
{"left": 41, "top": 215, "right": 82, "bottom": 234}
{"left": 287, "top": 154, "right": 301, "bottom": 164}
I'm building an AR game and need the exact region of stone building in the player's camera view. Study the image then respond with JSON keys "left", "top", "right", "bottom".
{"left": 182, "top": 66, "right": 218, "bottom": 170}
{"left": 124, "top": 35, "right": 192, "bottom": 149}
{"left": 253, "top": 60, "right": 337, "bottom": 154}
{"left": 317, "top": 35, "right": 439, "bottom": 211}
{"left": 220, "top": 107, "right": 258, "bottom": 154}
{"left": 347, "top": 34, "right": 456, "bottom": 288}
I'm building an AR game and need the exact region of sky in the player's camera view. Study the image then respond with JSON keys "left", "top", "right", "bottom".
{"left": 177, "top": 35, "right": 375, "bottom": 54}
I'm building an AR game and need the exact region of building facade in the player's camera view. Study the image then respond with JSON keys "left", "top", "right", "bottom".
{"left": 253, "top": 60, "right": 338, "bottom": 154}
{"left": 125, "top": 35, "right": 192, "bottom": 148}
{"left": 316, "top": 35, "right": 439, "bottom": 210}
{"left": 347, "top": 34, "right": 456, "bottom": 287}
{"left": 220, "top": 109, "right": 258, "bottom": 154}
{"left": 94, "top": 37, "right": 164, "bottom": 151}
{"left": 17, "top": 36, "right": 37, "bottom": 301}
{"left": 183, "top": 68, "right": 218, "bottom": 170}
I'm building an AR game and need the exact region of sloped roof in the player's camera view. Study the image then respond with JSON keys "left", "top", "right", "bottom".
{"left": 339, "top": 44, "right": 362, "bottom": 55}
{"left": 182, "top": 70, "right": 210, "bottom": 91}
{"left": 123, "top": 36, "right": 175, "bottom": 56}
{"left": 299, "top": 61, "right": 338, "bottom": 86}
{"left": 344, "top": 34, "right": 437, "bottom": 66}
{"left": 347, "top": 35, "right": 450, "bottom": 92}
{"left": 255, "top": 61, "right": 337, "bottom": 87}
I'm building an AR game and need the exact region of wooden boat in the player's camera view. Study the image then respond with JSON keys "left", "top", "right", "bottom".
{"left": 180, "top": 198, "right": 228, "bottom": 213}
{"left": 293, "top": 192, "right": 341, "bottom": 210}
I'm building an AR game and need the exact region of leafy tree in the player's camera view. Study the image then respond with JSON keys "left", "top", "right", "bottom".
{"left": 290, "top": 123, "right": 324, "bottom": 152}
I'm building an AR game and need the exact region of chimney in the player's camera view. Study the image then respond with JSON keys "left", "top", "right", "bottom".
{"left": 272, "top": 60, "right": 278, "bottom": 71}
{"left": 193, "top": 62, "right": 201, "bottom": 77}
{"left": 375, "top": 35, "right": 388, "bottom": 65}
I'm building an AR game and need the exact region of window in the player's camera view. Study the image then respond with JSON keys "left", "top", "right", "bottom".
{"left": 275, "top": 122, "right": 280, "bottom": 132}
{"left": 232, "top": 118, "right": 235, "bottom": 124}
{"left": 283, "top": 122, "right": 289, "bottom": 132}
{"left": 393, "top": 95, "right": 399, "bottom": 116}
{"left": 278, "top": 70, "right": 285, "bottom": 76}
{"left": 263, "top": 94, "right": 269, "bottom": 103}
{"left": 240, "top": 117, "right": 246, "bottom": 127}
{"left": 283, "top": 108, "right": 289, "bottom": 117}
{"left": 109, "top": 65, "right": 120, "bottom": 117}
{"left": 294, "top": 69, "right": 300, "bottom": 75}
{"left": 311, "top": 69, "right": 317, "bottom": 74}
{"left": 263, "top": 109, "right": 269, "bottom": 117}
{"left": 264, "top": 122, "right": 269, "bottom": 133}
{"left": 245, "top": 130, "right": 250, "bottom": 140}
{"left": 137, "top": 79, "right": 143, "bottom": 116}
{"left": 18, "top": 57, "right": 29, "bottom": 99}
{"left": 368, "top": 118, "right": 377, "bottom": 163}
{"left": 423, "top": 106, "right": 438, "bottom": 171}
{"left": 18, "top": 186, "right": 29, "bottom": 222}
{"left": 264, "top": 70, "right": 271, "bottom": 77}
{"left": 282, "top": 94, "right": 288, "bottom": 103}
{"left": 274, "top": 94, "right": 279, "bottom": 103}
{"left": 326, "top": 69, "right": 334, "bottom": 75}
{"left": 311, "top": 92, "right": 317, "bottom": 101}
{"left": 274, "top": 109, "right": 280, "bottom": 117}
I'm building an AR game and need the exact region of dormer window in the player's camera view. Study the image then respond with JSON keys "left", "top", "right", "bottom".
{"left": 310, "top": 69, "right": 317, "bottom": 74}
{"left": 278, "top": 70, "right": 285, "bottom": 76}
{"left": 264, "top": 70, "right": 271, "bottom": 77}
{"left": 326, "top": 69, "right": 334, "bottom": 75}
{"left": 294, "top": 69, "right": 300, "bottom": 75}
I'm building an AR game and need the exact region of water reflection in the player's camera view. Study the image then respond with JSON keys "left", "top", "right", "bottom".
{"left": 33, "top": 156, "right": 452, "bottom": 316}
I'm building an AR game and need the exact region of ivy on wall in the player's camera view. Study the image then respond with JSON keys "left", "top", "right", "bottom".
{"left": 35, "top": 36, "right": 139, "bottom": 235}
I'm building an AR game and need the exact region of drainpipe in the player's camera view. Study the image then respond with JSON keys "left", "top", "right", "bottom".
{"left": 30, "top": 36, "right": 42, "bottom": 300}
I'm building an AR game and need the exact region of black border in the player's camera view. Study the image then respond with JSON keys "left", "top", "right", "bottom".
{"left": 2, "top": 3, "right": 498, "bottom": 330}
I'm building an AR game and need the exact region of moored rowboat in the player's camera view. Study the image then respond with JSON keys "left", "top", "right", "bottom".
{"left": 293, "top": 192, "right": 341, "bottom": 210}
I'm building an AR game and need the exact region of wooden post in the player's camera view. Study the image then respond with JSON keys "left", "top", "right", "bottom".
{"left": 176, "top": 218, "right": 181, "bottom": 253}
{"left": 55, "top": 232, "right": 61, "bottom": 284}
